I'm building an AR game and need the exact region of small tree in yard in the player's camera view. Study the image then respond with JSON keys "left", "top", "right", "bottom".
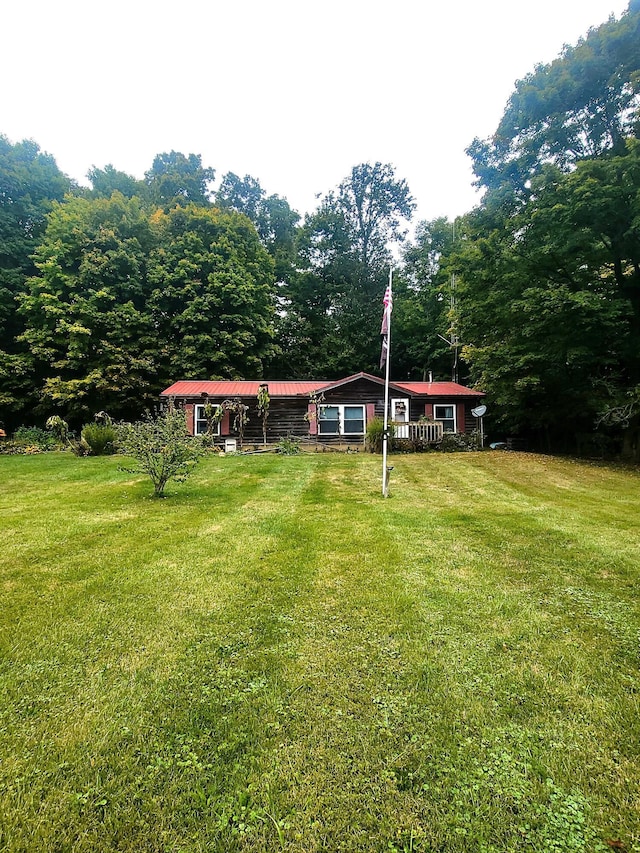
{"left": 304, "top": 390, "right": 325, "bottom": 447}
{"left": 199, "top": 400, "right": 224, "bottom": 448}
{"left": 257, "top": 383, "right": 270, "bottom": 446}
{"left": 222, "top": 398, "right": 249, "bottom": 448}
{"left": 115, "top": 408, "right": 203, "bottom": 497}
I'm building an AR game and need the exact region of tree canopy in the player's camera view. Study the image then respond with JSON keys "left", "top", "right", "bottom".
{"left": 467, "top": 8, "right": 640, "bottom": 195}
{"left": 0, "top": 136, "right": 71, "bottom": 415}
{"left": 273, "top": 162, "right": 415, "bottom": 378}
{"left": 17, "top": 195, "right": 275, "bottom": 423}
{"left": 145, "top": 151, "right": 215, "bottom": 209}
{"left": 447, "top": 3, "right": 640, "bottom": 454}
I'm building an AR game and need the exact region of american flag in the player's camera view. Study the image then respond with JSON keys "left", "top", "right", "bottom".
{"left": 380, "top": 283, "right": 392, "bottom": 368}
{"left": 383, "top": 284, "right": 393, "bottom": 314}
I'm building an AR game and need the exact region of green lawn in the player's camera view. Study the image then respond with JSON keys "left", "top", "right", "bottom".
{"left": 1, "top": 451, "right": 639, "bottom": 852}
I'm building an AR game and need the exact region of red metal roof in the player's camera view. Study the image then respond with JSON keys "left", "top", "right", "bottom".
{"left": 161, "top": 376, "right": 484, "bottom": 398}
{"left": 396, "top": 381, "right": 484, "bottom": 397}
{"left": 161, "top": 380, "right": 328, "bottom": 398}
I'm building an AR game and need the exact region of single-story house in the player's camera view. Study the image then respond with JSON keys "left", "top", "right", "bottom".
{"left": 161, "top": 372, "right": 484, "bottom": 446}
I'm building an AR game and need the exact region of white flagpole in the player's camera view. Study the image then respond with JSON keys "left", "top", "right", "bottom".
{"left": 382, "top": 268, "right": 392, "bottom": 497}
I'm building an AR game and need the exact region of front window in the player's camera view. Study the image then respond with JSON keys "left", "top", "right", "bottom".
{"left": 194, "top": 404, "right": 221, "bottom": 437}
{"left": 318, "top": 404, "right": 365, "bottom": 436}
{"left": 318, "top": 405, "right": 340, "bottom": 435}
{"left": 433, "top": 404, "right": 456, "bottom": 433}
{"left": 343, "top": 405, "right": 364, "bottom": 434}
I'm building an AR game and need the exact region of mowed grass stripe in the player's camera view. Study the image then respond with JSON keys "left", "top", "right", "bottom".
{"left": 0, "top": 451, "right": 638, "bottom": 851}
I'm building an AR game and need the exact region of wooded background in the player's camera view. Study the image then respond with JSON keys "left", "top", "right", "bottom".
{"left": 1, "top": 4, "right": 639, "bottom": 455}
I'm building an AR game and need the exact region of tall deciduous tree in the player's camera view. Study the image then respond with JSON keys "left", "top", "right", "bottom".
{"left": 454, "top": 3, "right": 640, "bottom": 453}
{"left": 455, "top": 197, "right": 626, "bottom": 449}
{"left": 467, "top": 5, "right": 640, "bottom": 196}
{"left": 147, "top": 204, "right": 277, "bottom": 382}
{"left": 0, "top": 135, "right": 70, "bottom": 421}
{"left": 280, "top": 162, "right": 415, "bottom": 377}
{"left": 397, "top": 217, "right": 462, "bottom": 381}
{"left": 334, "top": 162, "right": 415, "bottom": 277}
{"left": 216, "top": 172, "right": 265, "bottom": 222}
{"left": 19, "top": 193, "right": 158, "bottom": 422}
{"left": 216, "top": 171, "right": 300, "bottom": 283}
{"left": 87, "top": 164, "right": 146, "bottom": 200}
{"left": 18, "top": 198, "right": 278, "bottom": 423}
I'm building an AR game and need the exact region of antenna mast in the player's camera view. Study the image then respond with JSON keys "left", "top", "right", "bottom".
{"left": 437, "top": 220, "right": 460, "bottom": 383}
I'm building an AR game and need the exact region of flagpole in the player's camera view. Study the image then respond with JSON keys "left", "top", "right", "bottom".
{"left": 382, "top": 268, "right": 392, "bottom": 497}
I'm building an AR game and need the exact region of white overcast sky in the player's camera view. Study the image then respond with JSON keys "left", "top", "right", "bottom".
{"left": 1, "top": 0, "right": 630, "bottom": 225}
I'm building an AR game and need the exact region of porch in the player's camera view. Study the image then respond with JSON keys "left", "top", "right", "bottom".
{"left": 393, "top": 421, "right": 444, "bottom": 443}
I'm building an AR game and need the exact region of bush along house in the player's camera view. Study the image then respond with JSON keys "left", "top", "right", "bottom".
{"left": 160, "top": 372, "right": 485, "bottom": 449}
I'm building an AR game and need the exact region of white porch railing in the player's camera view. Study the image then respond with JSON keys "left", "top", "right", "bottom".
{"left": 392, "top": 421, "right": 444, "bottom": 443}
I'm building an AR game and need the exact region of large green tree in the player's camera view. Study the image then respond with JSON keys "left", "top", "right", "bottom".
{"left": 279, "top": 162, "right": 415, "bottom": 377}
{"left": 455, "top": 196, "right": 626, "bottom": 449}
{"left": 397, "top": 217, "right": 462, "bottom": 382}
{"left": 0, "top": 136, "right": 70, "bottom": 422}
{"left": 146, "top": 204, "right": 277, "bottom": 381}
{"left": 454, "top": 3, "right": 640, "bottom": 453}
{"left": 467, "top": 4, "right": 640, "bottom": 196}
{"left": 19, "top": 197, "right": 277, "bottom": 423}
{"left": 215, "top": 172, "right": 265, "bottom": 222}
{"left": 19, "top": 192, "right": 158, "bottom": 422}
{"left": 87, "top": 164, "right": 146, "bottom": 200}
{"left": 215, "top": 171, "right": 300, "bottom": 283}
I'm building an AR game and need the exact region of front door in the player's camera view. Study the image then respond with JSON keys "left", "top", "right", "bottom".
{"left": 391, "top": 397, "right": 409, "bottom": 438}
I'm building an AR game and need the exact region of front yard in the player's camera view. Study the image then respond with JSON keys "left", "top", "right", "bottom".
{"left": 0, "top": 451, "right": 638, "bottom": 851}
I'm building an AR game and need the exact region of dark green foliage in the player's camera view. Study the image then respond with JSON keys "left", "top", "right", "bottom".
{"left": 0, "top": 136, "right": 70, "bottom": 339}
{"left": 448, "top": 4, "right": 640, "bottom": 453}
{"left": 19, "top": 192, "right": 158, "bottom": 422}
{"left": 144, "top": 151, "right": 214, "bottom": 208}
{"left": 17, "top": 196, "right": 276, "bottom": 425}
{"left": 278, "top": 162, "right": 415, "bottom": 378}
{"left": 87, "top": 164, "right": 145, "bottom": 199}
{"left": 147, "top": 205, "right": 277, "bottom": 382}
{"left": 467, "top": 6, "right": 640, "bottom": 194}
{"left": 0, "top": 135, "right": 71, "bottom": 423}
{"left": 216, "top": 172, "right": 300, "bottom": 287}
{"left": 397, "top": 217, "right": 461, "bottom": 381}
{"left": 215, "top": 172, "right": 265, "bottom": 222}
{"left": 12, "top": 426, "right": 57, "bottom": 451}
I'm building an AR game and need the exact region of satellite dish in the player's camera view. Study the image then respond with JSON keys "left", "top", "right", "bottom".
{"left": 472, "top": 405, "right": 487, "bottom": 418}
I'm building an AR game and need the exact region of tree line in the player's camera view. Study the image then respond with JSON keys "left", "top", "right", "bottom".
{"left": 1, "top": 1, "right": 639, "bottom": 455}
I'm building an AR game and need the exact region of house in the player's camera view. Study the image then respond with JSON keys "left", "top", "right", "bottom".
{"left": 161, "top": 372, "right": 484, "bottom": 447}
